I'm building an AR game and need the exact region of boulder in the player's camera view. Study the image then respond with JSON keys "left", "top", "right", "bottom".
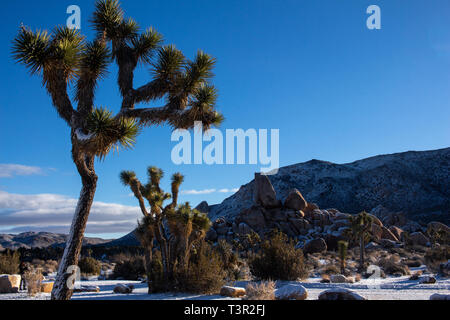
{"left": 430, "top": 293, "right": 450, "bottom": 300}
{"left": 330, "top": 274, "right": 350, "bottom": 284}
{"left": 410, "top": 232, "right": 429, "bottom": 246}
{"left": 427, "top": 221, "right": 450, "bottom": 237}
{"left": 0, "top": 274, "right": 21, "bottom": 293}
{"left": 283, "top": 189, "right": 307, "bottom": 211}
{"left": 40, "top": 281, "right": 54, "bottom": 293}
{"left": 409, "top": 271, "right": 422, "bottom": 280}
{"left": 220, "top": 286, "right": 246, "bottom": 298}
{"left": 371, "top": 223, "right": 383, "bottom": 241}
{"left": 266, "top": 208, "right": 288, "bottom": 222}
{"left": 419, "top": 276, "right": 436, "bottom": 284}
{"left": 324, "top": 234, "right": 344, "bottom": 251}
{"left": 381, "top": 226, "right": 399, "bottom": 242}
{"left": 303, "top": 238, "right": 327, "bottom": 254}
{"left": 238, "top": 206, "right": 267, "bottom": 231}
{"left": 365, "top": 242, "right": 381, "bottom": 250}
{"left": 439, "top": 260, "right": 450, "bottom": 277}
{"left": 278, "top": 221, "right": 297, "bottom": 237}
{"left": 205, "top": 228, "right": 218, "bottom": 242}
{"left": 113, "top": 283, "right": 134, "bottom": 294}
{"left": 289, "top": 218, "right": 310, "bottom": 235}
{"left": 388, "top": 226, "right": 404, "bottom": 241}
{"left": 379, "top": 239, "right": 399, "bottom": 249}
{"left": 368, "top": 214, "right": 383, "bottom": 227}
{"left": 238, "top": 222, "right": 253, "bottom": 235}
{"left": 382, "top": 212, "right": 408, "bottom": 227}
{"left": 74, "top": 285, "right": 100, "bottom": 293}
{"left": 254, "top": 173, "right": 281, "bottom": 208}
{"left": 195, "top": 201, "right": 209, "bottom": 214}
{"left": 318, "top": 288, "right": 366, "bottom": 300}
{"left": 216, "top": 225, "right": 229, "bottom": 236}
{"left": 275, "top": 284, "right": 307, "bottom": 300}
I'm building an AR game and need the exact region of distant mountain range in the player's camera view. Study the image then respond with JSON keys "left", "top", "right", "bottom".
{"left": 2, "top": 148, "right": 448, "bottom": 250}
{"left": 206, "top": 147, "right": 450, "bottom": 224}
{"left": 0, "top": 232, "right": 111, "bottom": 250}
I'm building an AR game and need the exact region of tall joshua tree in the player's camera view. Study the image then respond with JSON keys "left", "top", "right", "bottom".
{"left": 120, "top": 167, "right": 211, "bottom": 292}
{"left": 348, "top": 211, "right": 373, "bottom": 272}
{"left": 12, "top": 0, "right": 222, "bottom": 300}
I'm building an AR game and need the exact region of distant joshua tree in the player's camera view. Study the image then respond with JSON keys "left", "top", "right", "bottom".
{"left": 12, "top": 0, "right": 222, "bottom": 300}
{"left": 348, "top": 211, "right": 373, "bottom": 271}
{"left": 120, "top": 167, "right": 211, "bottom": 293}
{"left": 337, "top": 240, "right": 348, "bottom": 275}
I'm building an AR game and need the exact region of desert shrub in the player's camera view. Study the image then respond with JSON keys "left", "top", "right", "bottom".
{"left": 112, "top": 255, "right": 146, "bottom": 280}
{"left": 78, "top": 256, "right": 101, "bottom": 275}
{"left": 216, "top": 239, "right": 240, "bottom": 280}
{"left": 146, "top": 250, "right": 165, "bottom": 293}
{"left": 174, "top": 242, "right": 226, "bottom": 294}
{"left": 23, "top": 268, "right": 43, "bottom": 296}
{"left": 424, "top": 245, "right": 450, "bottom": 272}
{"left": 249, "top": 230, "right": 308, "bottom": 281}
{"left": 244, "top": 281, "right": 275, "bottom": 300}
{"left": 0, "top": 250, "right": 20, "bottom": 274}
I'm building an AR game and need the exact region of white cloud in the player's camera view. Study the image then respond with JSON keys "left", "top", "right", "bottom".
{"left": 218, "top": 188, "right": 239, "bottom": 193}
{"left": 0, "top": 164, "right": 44, "bottom": 178}
{"left": 181, "top": 188, "right": 239, "bottom": 195}
{"left": 0, "top": 191, "right": 141, "bottom": 234}
{"left": 181, "top": 189, "right": 217, "bottom": 195}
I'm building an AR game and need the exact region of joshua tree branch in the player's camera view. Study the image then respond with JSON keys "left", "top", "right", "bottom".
{"left": 44, "top": 70, "right": 75, "bottom": 127}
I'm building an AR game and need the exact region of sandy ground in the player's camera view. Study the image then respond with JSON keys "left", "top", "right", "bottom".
{"left": 1, "top": 273, "right": 449, "bottom": 300}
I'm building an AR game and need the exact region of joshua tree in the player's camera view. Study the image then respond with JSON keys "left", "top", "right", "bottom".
{"left": 12, "top": 0, "right": 222, "bottom": 300}
{"left": 337, "top": 240, "right": 348, "bottom": 275}
{"left": 348, "top": 211, "right": 373, "bottom": 271}
{"left": 120, "top": 167, "right": 211, "bottom": 292}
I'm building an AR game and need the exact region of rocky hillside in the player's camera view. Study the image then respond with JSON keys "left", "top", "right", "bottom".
{"left": 206, "top": 148, "right": 450, "bottom": 224}
{"left": 0, "top": 232, "right": 110, "bottom": 250}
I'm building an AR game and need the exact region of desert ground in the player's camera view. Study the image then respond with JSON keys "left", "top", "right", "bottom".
{"left": 1, "top": 266, "right": 448, "bottom": 301}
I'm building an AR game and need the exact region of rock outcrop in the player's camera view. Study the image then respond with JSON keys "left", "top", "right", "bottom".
{"left": 0, "top": 274, "right": 21, "bottom": 293}
{"left": 207, "top": 148, "right": 450, "bottom": 225}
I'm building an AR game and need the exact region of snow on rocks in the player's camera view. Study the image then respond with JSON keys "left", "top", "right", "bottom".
{"left": 220, "top": 286, "right": 246, "bottom": 298}
{"left": 419, "top": 276, "right": 437, "bottom": 284}
{"left": 429, "top": 293, "right": 450, "bottom": 300}
{"left": 275, "top": 284, "right": 307, "bottom": 300}
{"left": 74, "top": 285, "right": 100, "bottom": 293}
{"left": 113, "top": 283, "right": 134, "bottom": 294}
{"left": 0, "top": 274, "right": 21, "bottom": 293}
{"left": 318, "top": 288, "right": 366, "bottom": 300}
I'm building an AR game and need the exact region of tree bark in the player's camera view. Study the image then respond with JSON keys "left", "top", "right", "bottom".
{"left": 51, "top": 151, "right": 97, "bottom": 300}
{"left": 359, "top": 236, "right": 365, "bottom": 272}
{"left": 144, "top": 244, "right": 153, "bottom": 294}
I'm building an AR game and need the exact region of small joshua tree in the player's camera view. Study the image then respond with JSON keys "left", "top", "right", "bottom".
{"left": 337, "top": 240, "right": 348, "bottom": 275}
{"left": 120, "top": 167, "right": 211, "bottom": 292}
{"left": 347, "top": 211, "right": 373, "bottom": 271}
{"left": 12, "top": 0, "right": 222, "bottom": 300}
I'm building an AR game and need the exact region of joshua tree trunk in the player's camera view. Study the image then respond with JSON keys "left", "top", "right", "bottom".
{"left": 359, "top": 236, "right": 365, "bottom": 271}
{"left": 144, "top": 245, "right": 153, "bottom": 294}
{"left": 51, "top": 151, "right": 98, "bottom": 300}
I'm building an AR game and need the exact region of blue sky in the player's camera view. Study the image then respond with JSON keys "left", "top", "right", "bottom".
{"left": 0, "top": 0, "right": 449, "bottom": 238}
